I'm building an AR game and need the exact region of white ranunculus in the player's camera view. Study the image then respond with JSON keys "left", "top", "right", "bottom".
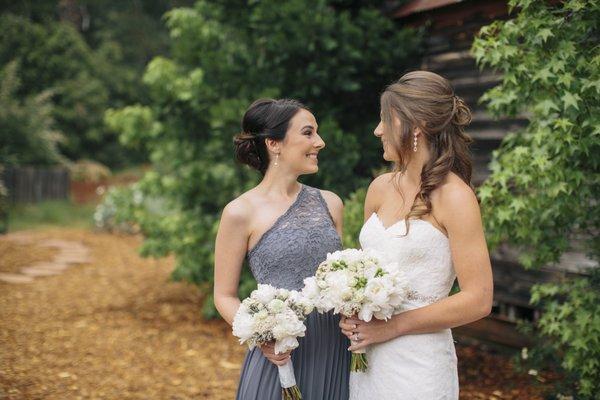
{"left": 252, "top": 284, "right": 278, "bottom": 303}
{"left": 232, "top": 309, "right": 254, "bottom": 343}
{"left": 268, "top": 298, "right": 286, "bottom": 313}
{"left": 274, "top": 336, "right": 300, "bottom": 354}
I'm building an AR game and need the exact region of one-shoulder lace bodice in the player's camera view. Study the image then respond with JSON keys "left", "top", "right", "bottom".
{"left": 238, "top": 184, "right": 350, "bottom": 400}
{"left": 246, "top": 184, "right": 342, "bottom": 291}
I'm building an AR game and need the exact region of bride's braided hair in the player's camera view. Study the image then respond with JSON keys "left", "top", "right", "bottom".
{"left": 381, "top": 71, "right": 473, "bottom": 232}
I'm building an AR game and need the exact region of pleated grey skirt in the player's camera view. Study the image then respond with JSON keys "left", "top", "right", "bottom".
{"left": 236, "top": 311, "right": 350, "bottom": 400}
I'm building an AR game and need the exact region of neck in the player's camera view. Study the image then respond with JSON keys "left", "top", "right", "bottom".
{"left": 258, "top": 165, "right": 301, "bottom": 197}
{"left": 402, "top": 147, "right": 430, "bottom": 187}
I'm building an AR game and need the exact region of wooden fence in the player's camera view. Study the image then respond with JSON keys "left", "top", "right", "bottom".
{"left": 2, "top": 166, "right": 70, "bottom": 204}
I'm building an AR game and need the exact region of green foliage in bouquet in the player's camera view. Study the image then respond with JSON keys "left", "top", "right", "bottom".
{"left": 472, "top": 0, "right": 599, "bottom": 396}
{"left": 102, "top": 0, "right": 420, "bottom": 317}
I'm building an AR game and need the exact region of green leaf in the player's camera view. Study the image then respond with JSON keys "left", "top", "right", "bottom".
{"left": 561, "top": 92, "right": 581, "bottom": 111}
{"left": 534, "top": 99, "right": 559, "bottom": 115}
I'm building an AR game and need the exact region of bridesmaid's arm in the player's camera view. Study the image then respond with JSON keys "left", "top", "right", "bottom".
{"left": 214, "top": 198, "right": 293, "bottom": 366}
{"left": 344, "top": 183, "right": 493, "bottom": 350}
{"left": 213, "top": 199, "right": 251, "bottom": 326}
{"left": 320, "top": 190, "right": 344, "bottom": 237}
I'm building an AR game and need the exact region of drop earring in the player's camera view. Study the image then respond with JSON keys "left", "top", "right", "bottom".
{"left": 413, "top": 135, "right": 418, "bottom": 152}
{"left": 274, "top": 153, "right": 280, "bottom": 167}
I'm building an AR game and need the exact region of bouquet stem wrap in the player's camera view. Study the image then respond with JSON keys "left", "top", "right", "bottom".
{"left": 350, "top": 343, "right": 367, "bottom": 372}
{"left": 278, "top": 359, "right": 302, "bottom": 399}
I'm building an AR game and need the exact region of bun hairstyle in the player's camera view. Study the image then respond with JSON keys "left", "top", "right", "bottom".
{"left": 380, "top": 70, "right": 473, "bottom": 229}
{"left": 234, "top": 98, "right": 307, "bottom": 174}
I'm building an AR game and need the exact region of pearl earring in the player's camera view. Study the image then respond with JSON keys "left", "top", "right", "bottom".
{"left": 413, "top": 135, "right": 418, "bottom": 152}
{"left": 274, "top": 153, "right": 279, "bottom": 166}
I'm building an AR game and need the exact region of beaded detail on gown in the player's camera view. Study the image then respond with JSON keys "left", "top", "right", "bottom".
{"left": 236, "top": 184, "right": 350, "bottom": 400}
{"left": 349, "top": 212, "right": 458, "bottom": 400}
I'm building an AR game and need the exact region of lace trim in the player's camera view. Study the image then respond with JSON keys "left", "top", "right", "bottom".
{"left": 247, "top": 184, "right": 306, "bottom": 257}
{"left": 406, "top": 289, "right": 440, "bottom": 305}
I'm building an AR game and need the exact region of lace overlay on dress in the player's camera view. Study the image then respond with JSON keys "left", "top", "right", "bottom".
{"left": 246, "top": 184, "right": 342, "bottom": 291}
{"left": 349, "top": 212, "right": 459, "bottom": 400}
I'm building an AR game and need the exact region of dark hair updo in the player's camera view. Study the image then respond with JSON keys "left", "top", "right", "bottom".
{"left": 234, "top": 98, "right": 307, "bottom": 174}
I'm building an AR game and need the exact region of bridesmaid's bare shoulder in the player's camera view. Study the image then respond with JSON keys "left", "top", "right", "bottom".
{"left": 220, "top": 189, "right": 261, "bottom": 226}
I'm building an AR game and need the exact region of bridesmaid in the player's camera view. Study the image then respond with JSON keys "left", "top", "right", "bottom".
{"left": 213, "top": 99, "right": 350, "bottom": 400}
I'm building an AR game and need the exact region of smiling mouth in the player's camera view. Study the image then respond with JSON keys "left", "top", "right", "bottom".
{"left": 306, "top": 153, "right": 318, "bottom": 160}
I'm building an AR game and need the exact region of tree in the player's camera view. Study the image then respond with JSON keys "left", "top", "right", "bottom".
{"left": 472, "top": 0, "right": 600, "bottom": 396}
{"left": 104, "top": 0, "right": 421, "bottom": 315}
{"left": 0, "top": 10, "right": 152, "bottom": 167}
{"left": 0, "top": 61, "right": 65, "bottom": 166}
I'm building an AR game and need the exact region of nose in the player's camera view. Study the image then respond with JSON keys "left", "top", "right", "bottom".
{"left": 374, "top": 121, "right": 384, "bottom": 138}
{"left": 314, "top": 133, "right": 325, "bottom": 149}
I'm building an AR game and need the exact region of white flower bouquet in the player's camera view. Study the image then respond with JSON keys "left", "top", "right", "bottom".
{"left": 302, "top": 248, "right": 409, "bottom": 372}
{"left": 232, "top": 284, "right": 313, "bottom": 400}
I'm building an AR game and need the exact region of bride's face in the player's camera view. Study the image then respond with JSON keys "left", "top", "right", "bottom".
{"left": 373, "top": 115, "right": 399, "bottom": 162}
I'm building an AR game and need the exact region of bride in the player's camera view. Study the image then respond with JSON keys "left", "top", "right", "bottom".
{"left": 339, "top": 71, "right": 494, "bottom": 399}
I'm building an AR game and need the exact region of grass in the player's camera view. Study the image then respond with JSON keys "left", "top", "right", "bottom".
{"left": 6, "top": 200, "right": 96, "bottom": 232}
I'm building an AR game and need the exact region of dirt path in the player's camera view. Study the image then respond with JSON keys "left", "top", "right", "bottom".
{"left": 0, "top": 229, "right": 551, "bottom": 399}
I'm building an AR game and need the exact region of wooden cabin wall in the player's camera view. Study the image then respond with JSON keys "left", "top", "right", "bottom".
{"left": 390, "top": 0, "right": 596, "bottom": 346}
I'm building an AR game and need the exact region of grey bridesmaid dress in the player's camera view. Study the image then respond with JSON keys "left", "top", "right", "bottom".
{"left": 236, "top": 184, "right": 350, "bottom": 400}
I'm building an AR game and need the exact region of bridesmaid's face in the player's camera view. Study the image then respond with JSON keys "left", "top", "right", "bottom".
{"left": 279, "top": 109, "right": 325, "bottom": 175}
{"left": 374, "top": 114, "right": 399, "bottom": 162}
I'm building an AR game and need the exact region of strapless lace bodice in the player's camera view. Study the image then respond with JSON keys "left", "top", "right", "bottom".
{"left": 360, "top": 212, "right": 456, "bottom": 310}
{"left": 350, "top": 212, "right": 459, "bottom": 400}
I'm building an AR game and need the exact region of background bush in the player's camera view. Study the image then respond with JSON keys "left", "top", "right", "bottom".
{"left": 473, "top": 0, "right": 599, "bottom": 396}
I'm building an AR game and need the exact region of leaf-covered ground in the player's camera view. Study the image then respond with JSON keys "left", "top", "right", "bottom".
{"left": 0, "top": 229, "right": 554, "bottom": 399}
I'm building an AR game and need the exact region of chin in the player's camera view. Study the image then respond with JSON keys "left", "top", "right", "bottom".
{"left": 300, "top": 163, "right": 319, "bottom": 175}
{"left": 382, "top": 150, "right": 398, "bottom": 163}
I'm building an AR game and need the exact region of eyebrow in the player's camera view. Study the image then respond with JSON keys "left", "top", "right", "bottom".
{"left": 301, "top": 125, "right": 316, "bottom": 130}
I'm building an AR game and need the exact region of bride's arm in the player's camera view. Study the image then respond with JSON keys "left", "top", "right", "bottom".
{"left": 342, "top": 183, "right": 493, "bottom": 350}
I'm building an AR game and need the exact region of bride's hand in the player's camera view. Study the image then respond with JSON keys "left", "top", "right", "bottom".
{"left": 339, "top": 316, "right": 398, "bottom": 351}
{"left": 259, "top": 341, "right": 291, "bottom": 366}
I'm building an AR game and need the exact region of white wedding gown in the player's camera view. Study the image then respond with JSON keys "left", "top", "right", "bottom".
{"left": 349, "top": 212, "right": 459, "bottom": 400}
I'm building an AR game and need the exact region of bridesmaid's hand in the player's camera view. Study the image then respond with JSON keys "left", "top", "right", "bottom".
{"left": 259, "top": 341, "right": 291, "bottom": 366}
{"left": 340, "top": 316, "right": 399, "bottom": 352}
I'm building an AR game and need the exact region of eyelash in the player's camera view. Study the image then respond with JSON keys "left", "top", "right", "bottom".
{"left": 303, "top": 131, "right": 312, "bottom": 136}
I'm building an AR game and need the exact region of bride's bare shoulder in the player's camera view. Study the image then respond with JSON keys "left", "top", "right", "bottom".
{"left": 368, "top": 172, "right": 396, "bottom": 195}
{"left": 364, "top": 172, "right": 396, "bottom": 214}
{"left": 431, "top": 173, "right": 479, "bottom": 218}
